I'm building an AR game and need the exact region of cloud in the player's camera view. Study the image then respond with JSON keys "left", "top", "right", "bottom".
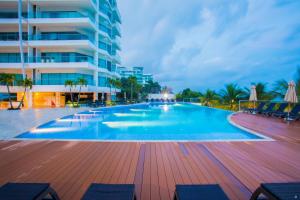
{"left": 118, "top": 0, "right": 300, "bottom": 92}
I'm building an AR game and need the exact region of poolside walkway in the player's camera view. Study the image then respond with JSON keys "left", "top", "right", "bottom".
{"left": 0, "top": 107, "right": 87, "bottom": 139}
{"left": 0, "top": 112, "right": 299, "bottom": 199}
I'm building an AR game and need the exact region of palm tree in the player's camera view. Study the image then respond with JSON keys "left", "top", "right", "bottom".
{"left": 108, "top": 78, "right": 115, "bottom": 101}
{"left": 128, "top": 76, "right": 136, "bottom": 102}
{"left": 113, "top": 79, "right": 122, "bottom": 101}
{"left": 76, "top": 77, "right": 87, "bottom": 106}
{"left": 244, "top": 82, "right": 273, "bottom": 100}
{"left": 219, "top": 83, "right": 244, "bottom": 109}
{"left": 0, "top": 73, "right": 16, "bottom": 109}
{"left": 65, "top": 80, "right": 74, "bottom": 106}
{"left": 17, "top": 77, "right": 33, "bottom": 109}
{"left": 272, "top": 79, "right": 288, "bottom": 99}
{"left": 200, "top": 89, "right": 218, "bottom": 106}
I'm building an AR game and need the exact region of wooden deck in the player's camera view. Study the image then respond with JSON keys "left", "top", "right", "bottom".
{"left": 0, "top": 113, "right": 299, "bottom": 199}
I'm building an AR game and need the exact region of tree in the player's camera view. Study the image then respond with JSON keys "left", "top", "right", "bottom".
{"left": 113, "top": 79, "right": 122, "bottom": 101}
{"left": 142, "top": 80, "right": 161, "bottom": 94}
{"left": 120, "top": 76, "right": 142, "bottom": 102}
{"left": 243, "top": 82, "right": 273, "bottom": 100}
{"left": 0, "top": 73, "right": 16, "bottom": 110}
{"left": 128, "top": 76, "right": 137, "bottom": 102}
{"left": 108, "top": 78, "right": 114, "bottom": 98}
{"left": 176, "top": 88, "right": 202, "bottom": 101}
{"left": 76, "top": 77, "right": 87, "bottom": 106}
{"left": 108, "top": 78, "right": 122, "bottom": 101}
{"left": 272, "top": 79, "right": 288, "bottom": 99}
{"left": 219, "top": 83, "right": 243, "bottom": 109}
{"left": 17, "top": 77, "right": 33, "bottom": 109}
{"left": 200, "top": 89, "right": 219, "bottom": 106}
{"left": 65, "top": 80, "right": 74, "bottom": 106}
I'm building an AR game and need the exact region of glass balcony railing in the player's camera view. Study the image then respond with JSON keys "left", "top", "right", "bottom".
{"left": 0, "top": 55, "right": 94, "bottom": 64}
{"left": 34, "top": 78, "right": 94, "bottom": 86}
{"left": 39, "top": 11, "right": 95, "bottom": 22}
{"left": 31, "top": 33, "right": 95, "bottom": 43}
{"left": 0, "top": 11, "right": 95, "bottom": 22}
{"left": 30, "top": 56, "right": 94, "bottom": 64}
{"left": 0, "top": 33, "right": 28, "bottom": 41}
{"left": 0, "top": 12, "right": 28, "bottom": 19}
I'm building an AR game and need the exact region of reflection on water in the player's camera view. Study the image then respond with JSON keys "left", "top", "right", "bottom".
{"left": 17, "top": 103, "right": 263, "bottom": 141}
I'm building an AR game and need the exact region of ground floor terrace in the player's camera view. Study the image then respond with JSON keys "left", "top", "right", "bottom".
{"left": 0, "top": 91, "right": 116, "bottom": 109}
{"left": 0, "top": 112, "right": 299, "bottom": 200}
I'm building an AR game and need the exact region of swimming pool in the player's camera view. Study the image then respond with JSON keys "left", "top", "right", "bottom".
{"left": 16, "top": 103, "right": 268, "bottom": 141}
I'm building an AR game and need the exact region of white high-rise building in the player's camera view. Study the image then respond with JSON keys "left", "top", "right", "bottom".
{"left": 0, "top": 0, "right": 121, "bottom": 108}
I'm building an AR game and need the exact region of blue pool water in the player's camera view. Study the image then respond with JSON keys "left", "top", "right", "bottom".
{"left": 16, "top": 103, "right": 265, "bottom": 141}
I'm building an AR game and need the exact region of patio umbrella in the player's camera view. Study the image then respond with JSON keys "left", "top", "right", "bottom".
{"left": 284, "top": 81, "right": 298, "bottom": 120}
{"left": 249, "top": 85, "right": 257, "bottom": 110}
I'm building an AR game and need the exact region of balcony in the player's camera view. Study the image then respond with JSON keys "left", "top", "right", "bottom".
{"left": 112, "top": 23, "right": 121, "bottom": 37}
{"left": 39, "top": 11, "right": 95, "bottom": 22}
{"left": 112, "top": 37, "right": 121, "bottom": 50}
{"left": 35, "top": 73, "right": 94, "bottom": 86}
{"left": 32, "top": 32, "right": 94, "bottom": 43}
{"left": 0, "top": 32, "right": 28, "bottom": 41}
{"left": 0, "top": 55, "right": 92, "bottom": 63}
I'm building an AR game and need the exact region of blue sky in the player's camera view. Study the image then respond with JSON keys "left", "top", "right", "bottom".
{"left": 118, "top": 0, "right": 300, "bottom": 92}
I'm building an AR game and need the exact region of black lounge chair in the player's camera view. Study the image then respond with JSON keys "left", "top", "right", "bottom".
{"left": 244, "top": 102, "right": 266, "bottom": 114}
{"left": 267, "top": 103, "right": 288, "bottom": 116}
{"left": 250, "top": 182, "right": 300, "bottom": 200}
{"left": 82, "top": 183, "right": 136, "bottom": 200}
{"left": 273, "top": 104, "right": 300, "bottom": 118}
{"left": 173, "top": 184, "right": 229, "bottom": 200}
{"left": 260, "top": 103, "right": 276, "bottom": 115}
{"left": 0, "top": 182, "right": 60, "bottom": 200}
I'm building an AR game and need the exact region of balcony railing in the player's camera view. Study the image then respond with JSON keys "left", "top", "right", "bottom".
{"left": 39, "top": 11, "right": 95, "bottom": 22}
{"left": 0, "top": 55, "right": 94, "bottom": 64}
{"left": 0, "top": 33, "right": 28, "bottom": 41}
{"left": 31, "top": 33, "right": 95, "bottom": 43}
{"left": 0, "top": 11, "right": 95, "bottom": 22}
{"left": 34, "top": 78, "right": 94, "bottom": 86}
{"left": 0, "top": 12, "right": 28, "bottom": 18}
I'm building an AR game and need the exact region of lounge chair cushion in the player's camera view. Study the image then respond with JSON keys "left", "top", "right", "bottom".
{"left": 262, "top": 182, "right": 300, "bottom": 200}
{"left": 0, "top": 183, "right": 50, "bottom": 200}
{"left": 175, "top": 184, "right": 229, "bottom": 200}
{"left": 82, "top": 183, "right": 135, "bottom": 200}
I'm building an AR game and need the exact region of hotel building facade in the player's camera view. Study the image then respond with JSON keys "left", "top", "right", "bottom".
{"left": 117, "top": 66, "right": 153, "bottom": 85}
{"left": 0, "top": 0, "right": 121, "bottom": 108}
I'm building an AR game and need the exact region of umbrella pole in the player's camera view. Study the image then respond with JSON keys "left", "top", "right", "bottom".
{"left": 287, "top": 103, "right": 290, "bottom": 121}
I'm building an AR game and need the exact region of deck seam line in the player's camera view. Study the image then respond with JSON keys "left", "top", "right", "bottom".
{"left": 197, "top": 143, "right": 252, "bottom": 197}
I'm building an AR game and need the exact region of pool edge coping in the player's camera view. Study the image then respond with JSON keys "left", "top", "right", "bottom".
{"left": 227, "top": 112, "right": 274, "bottom": 141}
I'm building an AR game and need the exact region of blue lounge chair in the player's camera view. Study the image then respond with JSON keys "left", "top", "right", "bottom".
{"left": 250, "top": 182, "right": 300, "bottom": 200}
{"left": 81, "top": 183, "right": 136, "bottom": 200}
{"left": 173, "top": 184, "right": 229, "bottom": 200}
{"left": 273, "top": 104, "right": 300, "bottom": 118}
{"left": 0, "top": 182, "right": 60, "bottom": 200}
{"left": 266, "top": 103, "right": 288, "bottom": 116}
{"left": 244, "top": 102, "right": 266, "bottom": 114}
{"left": 260, "top": 103, "right": 276, "bottom": 115}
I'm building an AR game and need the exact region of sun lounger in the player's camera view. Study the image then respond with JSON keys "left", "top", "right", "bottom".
{"left": 250, "top": 182, "right": 300, "bottom": 200}
{"left": 0, "top": 182, "right": 60, "bottom": 200}
{"left": 260, "top": 103, "right": 276, "bottom": 115}
{"left": 267, "top": 103, "right": 288, "bottom": 116}
{"left": 273, "top": 104, "right": 300, "bottom": 118}
{"left": 244, "top": 102, "right": 266, "bottom": 114}
{"left": 81, "top": 183, "right": 136, "bottom": 200}
{"left": 173, "top": 184, "right": 229, "bottom": 200}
